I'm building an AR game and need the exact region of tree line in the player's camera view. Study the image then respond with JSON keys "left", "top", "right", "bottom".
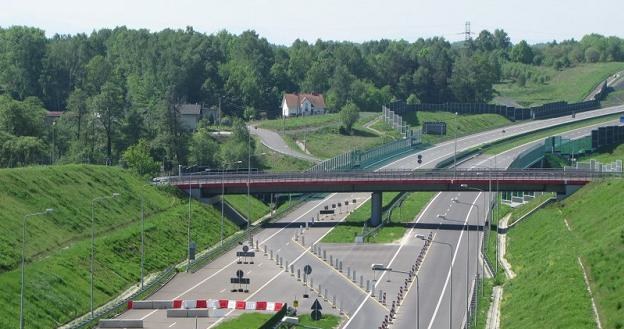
{"left": 1, "top": 26, "right": 623, "bottom": 170}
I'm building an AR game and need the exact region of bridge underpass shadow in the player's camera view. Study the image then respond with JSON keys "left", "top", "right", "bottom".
{"left": 259, "top": 220, "right": 485, "bottom": 233}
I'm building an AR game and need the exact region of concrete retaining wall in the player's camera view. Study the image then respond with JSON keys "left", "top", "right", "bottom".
{"left": 166, "top": 309, "right": 210, "bottom": 318}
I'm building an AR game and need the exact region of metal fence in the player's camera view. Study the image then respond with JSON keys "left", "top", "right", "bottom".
{"left": 387, "top": 99, "right": 601, "bottom": 121}
{"left": 306, "top": 134, "right": 422, "bottom": 172}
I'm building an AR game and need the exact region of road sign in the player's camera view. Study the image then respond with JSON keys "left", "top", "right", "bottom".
{"left": 242, "top": 245, "right": 249, "bottom": 252}
{"left": 236, "top": 269, "right": 244, "bottom": 278}
{"left": 319, "top": 210, "right": 334, "bottom": 215}
{"left": 311, "top": 299, "right": 323, "bottom": 320}
{"left": 304, "top": 265, "right": 312, "bottom": 275}
{"left": 293, "top": 300, "right": 299, "bottom": 307}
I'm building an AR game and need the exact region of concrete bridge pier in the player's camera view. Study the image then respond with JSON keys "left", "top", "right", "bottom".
{"left": 370, "top": 192, "right": 382, "bottom": 227}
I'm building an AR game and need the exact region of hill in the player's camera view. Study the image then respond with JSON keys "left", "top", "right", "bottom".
{"left": 498, "top": 179, "right": 624, "bottom": 329}
{"left": 0, "top": 165, "right": 239, "bottom": 328}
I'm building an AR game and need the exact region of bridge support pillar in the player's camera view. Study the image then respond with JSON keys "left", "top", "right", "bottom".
{"left": 370, "top": 192, "right": 382, "bottom": 227}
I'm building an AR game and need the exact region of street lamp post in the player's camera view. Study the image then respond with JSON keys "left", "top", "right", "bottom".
{"left": 416, "top": 235, "right": 453, "bottom": 329}
{"left": 221, "top": 161, "right": 242, "bottom": 246}
{"left": 20, "top": 208, "right": 53, "bottom": 329}
{"left": 140, "top": 184, "right": 153, "bottom": 290}
{"left": 453, "top": 112, "right": 458, "bottom": 174}
{"left": 91, "top": 193, "right": 120, "bottom": 319}
{"left": 460, "top": 181, "right": 489, "bottom": 298}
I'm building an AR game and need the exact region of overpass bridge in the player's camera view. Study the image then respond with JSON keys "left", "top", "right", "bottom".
{"left": 168, "top": 169, "right": 616, "bottom": 225}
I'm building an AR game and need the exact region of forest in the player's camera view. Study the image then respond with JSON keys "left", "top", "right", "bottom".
{"left": 1, "top": 25, "right": 623, "bottom": 170}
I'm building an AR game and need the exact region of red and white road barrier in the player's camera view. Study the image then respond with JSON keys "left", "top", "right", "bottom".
{"left": 128, "top": 299, "right": 283, "bottom": 312}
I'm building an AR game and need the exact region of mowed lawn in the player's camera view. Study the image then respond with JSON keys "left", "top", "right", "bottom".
{"left": 495, "top": 62, "right": 624, "bottom": 107}
{"left": 500, "top": 179, "right": 624, "bottom": 329}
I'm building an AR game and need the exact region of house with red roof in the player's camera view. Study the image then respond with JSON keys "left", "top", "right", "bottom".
{"left": 281, "top": 93, "right": 326, "bottom": 117}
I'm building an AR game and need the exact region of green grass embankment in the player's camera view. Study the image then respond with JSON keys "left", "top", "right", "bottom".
{"left": 322, "top": 192, "right": 435, "bottom": 244}
{"left": 579, "top": 143, "right": 624, "bottom": 164}
{"left": 487, "top": 180, "right": 624, "bottom": 329}
{"left": 0, "top": 165, "right": 239, "bottom": 329}
{"left": 213, "top": 312, "right": 341, "bottom": 329}
{"left": 483, "top": 113, "right": 622, "bottom": 155}
{"left": 495, "top": 62, "right": 624, "bottom": 107}
{"left": 224, "top": 194, "right": 270, "bottom": 223}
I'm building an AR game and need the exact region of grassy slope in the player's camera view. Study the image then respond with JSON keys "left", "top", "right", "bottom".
{"left": 256, "top": 140, "right": 313, "bottom": 172}
{"left": 322, "top": 192, "right": 435, "bottom": 243}
{"left": 601, "top": 88, "right": 624, "bottom": 108}
{"left": 579, "top": 143, "right": 624, "bottom": 163}
{"left": 212, "top": 313, "right": 341, "bottom": 329}
{"left": 213, "top": 312, "right": 273, "bottom": 329}
{"left": 484, "top": 113, "right": 622, "bottom": 155}
{"left": 0, "top": 165, "right": 239, "bottom": 328}
{"left": 499, "top": 180, "right": 624, "bottom": 329}
{"left": 403, "top": 111, "right": 512, "bottom": 144}
{"left": 495, "top": 62, "right": 624, "bottom": 107}
{"left": 224, "top": 194, "right": 270, "bottom": 222}
{"left": 255, "top": 113, "right": 341, "bottom": 130}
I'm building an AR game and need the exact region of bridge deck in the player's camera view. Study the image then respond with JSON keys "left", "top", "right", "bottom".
{"left": 167, "top": 169, "right": 617, "bottom": 194}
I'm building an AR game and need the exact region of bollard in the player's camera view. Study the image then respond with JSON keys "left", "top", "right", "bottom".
{"left": 303, "top": 274, "right": 307, "bottom": 286}
{"left": 318, "top": 284, "right": 322, "bottom": 297}
{"left": 275, "top": 254, "right": 279, "bottom": 265}
{"left": 347, "top": 267, "right": 351, "bottom": 277}
{"left": 339, "top": 261, "right": 343, "bottom": 272}
{"left": 285, "top": 260, "right": 289, "bottom": 272}
{"left": 255, "top": 240, "right": 259, "bottom": 251}
{"left": 323, "top": 250, "right": 327, "bottom": 261}
{"left": 279, "top": 256, "right": 283, "bottom": 268}
{"left": 332, "top": 295, "right": 336, "bottom": 308}
{"left": 324, "top": 288, "right": 328, "bottom": 301}
{"left": 360, "top": 275, "right": 364, "bottom": 289}
{"left": 383, "top": 292, "right": 386, "bottom": 305}
{"left": 270, "top": 250, "right": 273, "bottom": 260}
{"left": 353, "top": 270, "right": 357, "bottom": 282}
{"left": 263, "top": 245, "right": 267, "bottom": 256}
{"left": 301, "top": 235, "right": 305, "bottom": 246}
{"left": 367, "top": 280, "right": 371, "bottom": 293}
{"left": 330, "top": 255, "right": 333, "bottom": 266}
{"left": 297, "top": 269, "right": 301, "bottom": 281}
{"left": 378, "top": 289, "right": 383, "bottom": 302}
{"left": 310, "top": 278, "right": 314, "bottom": 290}
{"left": 340, "top": 300, "right": 344, "bottom": 314}
{"left": 290, "top": 264, "right": 294, "bottom": 276}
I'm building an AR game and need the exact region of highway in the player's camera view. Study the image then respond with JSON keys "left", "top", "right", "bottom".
{"left": 106, "top": 104, "right": 624, "bottom": 329}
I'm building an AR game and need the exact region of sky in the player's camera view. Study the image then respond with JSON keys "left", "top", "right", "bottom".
{"left": 1, "top": 0, "right": 622, "bottom": 45}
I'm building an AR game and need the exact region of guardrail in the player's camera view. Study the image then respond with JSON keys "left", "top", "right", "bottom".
{"left": 65, "top": 266, "right": 176, "bottom": 329}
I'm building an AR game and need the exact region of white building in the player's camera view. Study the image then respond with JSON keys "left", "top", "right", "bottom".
{"left": 281, "top": 93, "right": 326, "bottom": 117}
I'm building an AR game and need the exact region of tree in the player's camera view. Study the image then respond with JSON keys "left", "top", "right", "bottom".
{"left": 122, "top": 139, "right": 160, "bottom": 177}
{"left": 0, "top": 96, "right": 46, "bottom": 137}
{"left": 189, "top": 128, "right": 219, "bottom": 167}
{"left": 449, "top": 53, "right": 499, "bottom": 103}
{"left": 89, "top": 80, "right": 125, "bottom": 160}
{"left": 511, "top": 40, "right": 534, "bottom": 64}
{"left": 339, "top": 102, "right": 360, "bottom": 134}
{"left": 243, "top": 106, "right": 257, "bottom": 121}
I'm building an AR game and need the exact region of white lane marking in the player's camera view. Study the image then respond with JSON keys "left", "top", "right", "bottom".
{"left": 342, "top": 192, "right": 442, "bottom": 328}
{"left": 425, "top": 194, "right": 481, "bottom": 329}
{"left": 257, "top": 262, "right": 263, "bottom": 267}
{"left": 259, "top": 194, "right": 336, "bottom": 245}
{"left": 276, "top": 248, "right": 281, "bottom": 253}
{"left": 286, "top": 242, "right": 290, "bottom": 246}
{"left": 140, "top": 309, "right": 157, "bottom": 320}
{"left": 168, "top": 322, "right": 177, "bottom": 328}
{"left": 247, "top": 270, "right": 253, "bottom": 275}
{"left": 219, "top": 288, "right": 226, "bottom": 293}
{"left": 208, "top": 195, "right": 370, "bottom": 328}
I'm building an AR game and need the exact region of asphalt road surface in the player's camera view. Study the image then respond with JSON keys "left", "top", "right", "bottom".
{"left": 108, "top": 104, "right": 624, "bottom": 329}
{"left": 250, "top": 125, "right": 321, "bottom": 163}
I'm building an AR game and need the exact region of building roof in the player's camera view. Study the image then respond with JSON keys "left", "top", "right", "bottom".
{"left": 178, "top": 103, "right": 201, "bottom": 115}
{"left": 46, "top": 111, "right": 63, "bottom": 117}
{"left": 283, "top": 93, "right": 326, "bottom": 109}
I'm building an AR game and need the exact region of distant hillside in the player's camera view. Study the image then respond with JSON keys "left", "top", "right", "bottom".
{"left": 0, "top": 165, "right": 239, "bottom": 328}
